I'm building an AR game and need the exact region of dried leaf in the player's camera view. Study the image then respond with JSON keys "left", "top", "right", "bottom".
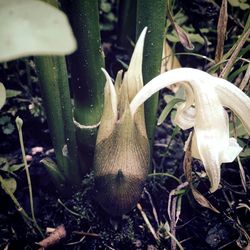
{"left": 220, "top": 28, "right": 250, "bottom": 78}
{"left": 37, "top": 225, "right": 66, "bottom": 248}
{"left": 237, "top": 156, "right": 247, "bottom": 192}
{"left": 174, "top": 23, "right": 194, "bottom": 50}
{"left": 167, "top": 9, "right": 194, "bottom": 50}
{"left": 191, "top": 188, "right": 220, "bottom": 214}
{"left": 215, "top": 0, "right": 228, "bottom": 63}
{"left": 183, "top": 132, "right": 193, "bottom": 183}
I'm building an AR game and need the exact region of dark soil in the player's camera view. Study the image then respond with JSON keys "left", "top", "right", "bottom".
{"left": 0, "top": 91, "right": 249, "bottom": 249}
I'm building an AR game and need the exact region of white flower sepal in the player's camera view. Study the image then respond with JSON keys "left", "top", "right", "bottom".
{"left": 131, "top": 68, "right": 250, "bottom": 192}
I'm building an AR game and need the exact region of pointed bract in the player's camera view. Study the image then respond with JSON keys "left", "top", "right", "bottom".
{"left": 94, "top": 28, "right": 149, "bottom": 216}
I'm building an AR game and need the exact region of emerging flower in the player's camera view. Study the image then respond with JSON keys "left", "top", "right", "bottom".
{"left": 94, "top": 28, "right": 150, "bottom": 216}
{"left": 130, "top": 68, "right": 250, "bottom": 193}
{"left": 94, "top": 26, "right": 250, "bottom": 216}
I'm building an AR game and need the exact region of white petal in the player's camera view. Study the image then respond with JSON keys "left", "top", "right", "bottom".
{"left": 174, "top": 83, "right": 195, "bottom": 129}
{"left": 215, "top": 77, "right": 250, "bottom": 134}
{"left": 220, "top": 138, "right": 242, "bottom": 163}
{"left": 130, "top": 68, "right": 212, "bottom": 116}
{"left": 130, "top": 68, "right": 249, "bottom": 193}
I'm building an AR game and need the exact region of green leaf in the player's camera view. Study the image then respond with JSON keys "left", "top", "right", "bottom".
{"left": 1, "top": 177, "right": 17, "bottom": 194}
{"left": 240, "top": 148, "right": 250, "bottom": 158}
{"left": 0, "top": 0, "right": 77, "bottom": 63}
{"left": 228, "top": 0, "right": 250, "bottom": 9}
{"left": 0, "top": 115, "right": 11, "bottom": 125}
{"left": 3, "top": 123, "right": 15, "bottom": 135}
{"left": 0, "top": 82, "right": 6, "bottom": 110}
{"left": 6, "top": 89, "right": 22, "bottom": 98}
{"left": 40, "top": 157, "right": 65, "bottom": 183}
{"left": 157, "top": 98, "right": 184, "bottom": 125}
{"left": 8, "top": 163, "right": 25, "bottom": 172}
{"left": 100, "top": 2, "right": 112, "bottom": 13}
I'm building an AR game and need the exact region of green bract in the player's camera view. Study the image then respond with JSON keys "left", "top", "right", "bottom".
{"left": 0, "top": 0, "right": 76, "bottom": 62}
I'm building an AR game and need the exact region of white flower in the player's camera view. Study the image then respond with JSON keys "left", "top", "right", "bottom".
{"left": 130, "top": 68, "right": 250, "bottom": 192}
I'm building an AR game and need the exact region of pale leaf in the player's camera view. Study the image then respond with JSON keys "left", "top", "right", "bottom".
{"left": 0, "top": 0, "right": 77, "bottom": 62}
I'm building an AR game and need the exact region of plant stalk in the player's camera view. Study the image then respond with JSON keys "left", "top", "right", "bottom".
{"left": 117, "top": 0, "right": 137, "bottom": 54}
{"left": 64, "top": 0, "right": 105, "bottom": 175}
{"left": 136, "top": 0, "right": 167, "bottom": 146}
{"left": 35, "top": 56, "right": 81, "bottom": 186}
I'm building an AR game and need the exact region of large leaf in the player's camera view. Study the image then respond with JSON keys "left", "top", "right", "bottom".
{"left": 0, "top": 0, "right": 77, "bottom": 62}
{"left": 0, "top": 82, "right": 6, "bottom": 109}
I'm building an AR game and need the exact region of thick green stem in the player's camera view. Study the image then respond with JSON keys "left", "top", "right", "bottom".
{"left": 117, "top": 0, "right": 137, "bottom": 54}
{"left": 136, "top": 0, "right": 167, "bottom": 146}
{"left": 64, "top": 0, "right": 105, "bottom": 175}
{"left": 35, "top": 56, "right": 81, "bottom": 187}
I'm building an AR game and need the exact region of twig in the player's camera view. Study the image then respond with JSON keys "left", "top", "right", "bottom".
{"left": 239, "top": 63, "right": 250, "bottom": 91}
{"left": 57, "top": 199, "right": 83, "bottom": 217}
{"left": 220, "top": 28, "right": 250, "bottom": 78}
{"left": 37, "top": 225, "right": 66, "bottom": 248}
{"left": 148, "top": 173, "right": 182, "bottom": 184}
{"left": 144, "top": 188, "right": 159, "bottom": 227}
{"left": 167, "top": 231, "right": 184, "bottom": 250}
{"left": 170, "top": 196, "right": 177, "bottom": 250}
{"left": 215, "top": 0, "right": 228, "bottom": 64}
{"left": 137, "top": 203, "right": 159, "bottom": 241}
{"left": 72, "top": 231, "right": 100, "bottom": 238}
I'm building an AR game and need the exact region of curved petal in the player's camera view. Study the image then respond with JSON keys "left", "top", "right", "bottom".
{"left": 130, "top": 68, "right": 213, "bottom": 116}
{"left": 215, "top": 77, "right": 250, "bottom": 134}
{"left": 130, "top": 68, "right": 250, "bottom": 192}
{"left": 191, "top": 78, "right": 228, "bottom": 192}
{"left": 221, "top": 138, "right": 242, "bottom": 163}
{"left": 174, "top": 83, "right": 195, "bottom": 129}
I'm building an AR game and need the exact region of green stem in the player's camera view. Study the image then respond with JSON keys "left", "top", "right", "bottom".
{"left": 136, "top": 0, "right": 167, "bottom": 146}
{"left": 15, "top": 117, "right": 36, "bottom": 223}
{"left": 117, "top": 0, "right": 137, "bottom": 54}
{"left": 35, "top": 56, "right": 81, "bottom": 187}
{"left": 64, "top": 0, "right": 105, "bottom": 175}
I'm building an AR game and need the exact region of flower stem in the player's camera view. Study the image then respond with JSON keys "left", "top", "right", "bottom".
{"left": 15, "top": 117, "right": 36, "bottom": 224}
